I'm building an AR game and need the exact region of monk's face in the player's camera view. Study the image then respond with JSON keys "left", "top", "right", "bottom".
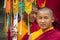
{"left": 29, "top": 8, "right": 38, "bottom": 23}
{"left": 29, "top": 11, "right": 37, "bottom": 23}
{"left": 37, "top": 11, "right": 54, "bottom": 30}
{"left": 23, "top": 11, "right": 36, "bottom": 24}
{"left": 23, "top": 12, "right": 28, "bottom": 22}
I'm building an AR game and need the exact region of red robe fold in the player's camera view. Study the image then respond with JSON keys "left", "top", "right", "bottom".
{"left": 30, "top": 22, "right": 40, "bottom": 33}
{"left": 36, "top": 29, "right": 60, "bottom": 40}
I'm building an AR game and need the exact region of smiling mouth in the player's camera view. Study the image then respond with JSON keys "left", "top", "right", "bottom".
{"left": 40, "top": 24, "right": 46, "bottom": 27}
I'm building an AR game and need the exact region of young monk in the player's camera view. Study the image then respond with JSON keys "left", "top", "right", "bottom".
{"left": 29, "top": 7, "right": 60, "bottom": 40}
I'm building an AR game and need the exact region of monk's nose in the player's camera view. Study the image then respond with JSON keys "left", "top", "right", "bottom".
{"left": 41, "top": 19, "right": 45, "bottom": 22}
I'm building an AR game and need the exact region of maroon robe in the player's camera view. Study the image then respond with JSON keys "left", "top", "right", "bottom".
{"left": 8, "top": 28, "right": 12, "bottom": 40}
{"left": 30, "top": 22, "right": 40, "bottom": 33}
{"left": 36, "top": 29, "right": 60, "bottom": 40}
{"left": 22, "top": 22, "right": 40, "bottom": 40}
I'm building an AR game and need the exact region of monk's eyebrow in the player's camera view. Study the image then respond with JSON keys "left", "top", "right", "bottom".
{"left": 31, "top": 11, "right": 37, "bottom": 14}
{"left": 38, "top": 16, "right": 42, "bottom": 19}
{"left": 44, "top": 16, "right": 48, "bottom": 19}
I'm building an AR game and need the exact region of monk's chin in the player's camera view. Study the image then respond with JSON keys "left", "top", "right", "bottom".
{"left": 40, "top": 26, "right": 48, "bottom": 30}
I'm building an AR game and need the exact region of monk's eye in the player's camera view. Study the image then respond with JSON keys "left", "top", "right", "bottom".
{"left": 38, "top": 17, "right": 42, "bottom": 19}
{"left": 31, "top": 11, "right": 37, "bottom": 15}
{"left": 44, "top": 16, "right": 48, "bottom": 19}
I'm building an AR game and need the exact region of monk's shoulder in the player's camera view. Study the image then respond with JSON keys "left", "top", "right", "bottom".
{"left": 54, "top": 30, "right": 60, "bottom": 35}
{"left": 52, "top": 29, "right": 60, "bottom": 37}
{"left": 47, "top": 29, "right": 60, "bottom": 40}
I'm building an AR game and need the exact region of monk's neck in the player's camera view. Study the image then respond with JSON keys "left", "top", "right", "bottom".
{"left": 42, "top": 26, "right": 54, "bottom": 32}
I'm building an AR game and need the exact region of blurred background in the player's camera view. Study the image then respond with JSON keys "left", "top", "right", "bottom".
{"left": 0, "top": 0, "right": 8, "bottom": 40}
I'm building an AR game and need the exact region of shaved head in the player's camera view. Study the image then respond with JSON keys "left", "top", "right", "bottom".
{"left": 36, "top": 7, "right": 55, "bottom": 30}
{"left": 37, "top": 7, "right": 54, "bottom": 17}
{"left": 32, "top": 5, "right": 38, "bottom": 12}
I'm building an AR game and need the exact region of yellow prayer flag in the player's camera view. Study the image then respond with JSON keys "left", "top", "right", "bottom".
{"left": 25, "top": 0, "right": 32, "bottom": 14}
{"left": 13, "top": 0, "right": 18, "bottom": 15}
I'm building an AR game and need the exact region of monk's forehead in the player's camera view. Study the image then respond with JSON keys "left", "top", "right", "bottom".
{"left": 37, "top": 10, "right": 53, "bottom": 16}
{"left": 39, "top": 10, "right": 50, "bottom": 14}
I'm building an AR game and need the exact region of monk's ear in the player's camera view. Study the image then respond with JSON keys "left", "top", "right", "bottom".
{"left": 52, "top": 17, "right": 55, "bottom": 23}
